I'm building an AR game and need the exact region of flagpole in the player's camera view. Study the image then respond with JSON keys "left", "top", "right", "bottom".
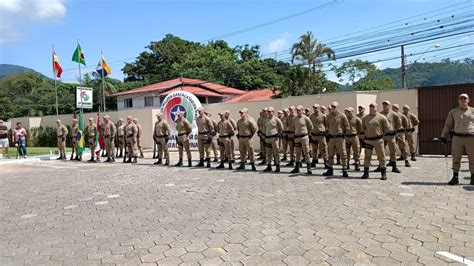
{"left": 77, "top": 39, "right": 83, "bottom": 158}
{"left": 53, "top": 44, "right": 59, "bottom": 117}
{"left": 101, "top": 50, "right": 106, "bottom": 112}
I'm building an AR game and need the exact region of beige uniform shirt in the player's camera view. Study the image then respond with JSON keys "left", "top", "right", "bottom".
{"left": 356, "top": 112, "right": 366, "bottom": 120}
{"left": 136, "top": 124, "right": 143, "bottom": 138}
{"left": 347, "top": 116, "right": 363, "bottom": 135}
{"left": 218, "top": 119, "right": 234, "bottom": 136}
{"left": 117, "top": 124, "right": 125, "bottom": 137}
{"left": 125, "top": 123, "right": 138, "bottom": 138}
{"left": 362, "top": 113, "right": 390, "bottom": 138}
{"left": 237, "top": 117, "right": 257, "bottom": 137}
{"left": 265, "top": 117, "right": 283, "bottom": 136}
{"left": 381, "top": 110, "right": 402, "bottom": 132}
{"left": 257, "top": 116, "right": 266, "bottom": 133}
{"left": 309, "top": 112, "right": 326, "bottom": 134}
{"left": 281, "top": 116, "right": 288, "bottom": 132}
{"left": 57, "top": 124, "right": 68, "bottom": 137}
{"left": 103, "top": 121, "right": 117, "bottom": 138}
{"left": 176, "top": 118, "right": 192, "bottom": 134}
{"left": 154, "top": 120, "right": 170, "bottom": 137}
{"left": 196, "top": 116, "right": 214, "bottom": 133}
{"left": 294, "top": 115, "right": 313, "bottom": 135}
{"left": 404, "top": 111, "right": 420, "bottom": 129}
{"left": 442, "top": 106, "right": 474, "bottom": 137}
{"left": 86, "top": 123, "right": 96, "bottom": 137}
{"left": 326, "top": 111, "right": 349, "bottom": 135}
{"left": 287, "top": 114, "right": 296, "bottom": 133}
{"left": 397, "top": 112, "right": 409, "bottom": 130}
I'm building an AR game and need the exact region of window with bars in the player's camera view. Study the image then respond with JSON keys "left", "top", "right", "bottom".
{"left": 124, "top": 98, "right": 133, "bottom": 109}
{"left": 144, "top": 96, "right": 154, "bottom": 107}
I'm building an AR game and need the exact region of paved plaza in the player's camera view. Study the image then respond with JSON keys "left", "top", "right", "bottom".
{"left": 0, "top": 152, "right": 473, "bottom": 265}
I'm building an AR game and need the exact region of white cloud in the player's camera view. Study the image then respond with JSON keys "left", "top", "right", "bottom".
{"left": 267, "top": 33, "right": 290, "bottom": 53}
{"left": 0, "top": 0, "right": 66, "bottom": 44}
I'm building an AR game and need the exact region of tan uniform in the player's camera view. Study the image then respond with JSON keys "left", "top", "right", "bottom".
{"left": 362, "top": 113, "right": 390, "bottom": 168}
{"left": 257, "top": 116, "right": 266, "bottom": 155}
{"left": 136, "top": 123, "right": 143, "bottom": 156}
{"left": 57, "top": 124, "right": 68, "bottom": 156}
{"left": 217, "top": 119, "right": 234, "bottom": 161}
{"left": 326, "top": 111, "right": 349, "bottom": 168}
{"left": 211, "top": 119, "right": 219, "bottom": 159}
{"left": 381, "top": 110, "right": 402, "bottom": 162}
{"left": 441, "top": 106, "right": 474, "bottom": 173}
{"left": 117, "top": 124, "right": 125, "bottom": 153}
{"left": 86, "top": 123, "right": 97, "bottom": 153}
{"left": 125, "top": 122, "right": 138, "bottom": 158}
{"left": 281, "top": 115, "right": 289, "bottom": 156}
{"left": 103, "top": 121, "right": 117, "bottom": 158}
{"left": 237, "top": 116, "right": 257, "bottom": 163}
{"left": 396, "top": 112, "right": 410, "bottom": 159}
{"left": 286, "top": 114, "right": 296, "bottom": 161}
{"left": 71, "top": 124, "right": 78, "bottom": 147}
{"left": 196, "top": 116, "right": 214, "bottom": 159}
{"left": 309, "top": 112, "right": 328, "bottom": 162}
{"left": 346, "top": 116, "right": 363, "bottom": 165}
{"left": 404, "top": 111, "right": 419, "bottom": 155}
{"left": 265, "top": 116, "right": 283, "bottom": 165}
{"left": 294, "top": 115, "right": 313, "bottom": 164}
{"left": 176, "top": 118, "right": 192, "bottom": 159}
{"left": 228, "top": 117, "right": 237, "bottom": 159}
{"left": 154, "top": 120, "right": 170, "bottom": 160}
{"left": 356, "top": 112, "right": 366, "bottom": 155}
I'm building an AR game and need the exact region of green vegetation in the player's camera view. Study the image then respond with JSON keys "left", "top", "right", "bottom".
{"left": 5, "top": 147, "right": 72, "bottom": 157}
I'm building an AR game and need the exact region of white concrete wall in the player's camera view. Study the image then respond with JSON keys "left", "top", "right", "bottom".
{"left": 117, "top": 93, "right": 162, "bottom": 110}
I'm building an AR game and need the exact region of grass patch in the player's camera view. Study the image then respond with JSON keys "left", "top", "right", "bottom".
{"left": 3, "top": 147, "right": 72, "bottom": 157}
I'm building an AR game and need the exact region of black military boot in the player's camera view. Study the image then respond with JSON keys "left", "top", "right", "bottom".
{"left": 306, "top": 164, "right": 312, "bottom": 175}
{"left": 323, "top": 168, "right": 334, "bottom": 176}
{"left": 154, "top": 158, "right": 162, "bottom": 165}
{"left": 286, "top": 160, "right": 295, "bottom": 167}
{"left": 126, "top": 157, "right": 132, "bottom": 163}
{"left": 361, "top": 168, "right": 369, "bottom": 179}
{"left": 336, "top": 156, "right": 341, "bottom": 165}
{"left": 213, "top": 157, "right": 218, "bottom": 162}
{"left": 139, "top": 153, "right": 144, "bottom": 158}
{"left": 228, "top": 161, "right": 233, "bottom": 170}
{"left": 251, "top": 162, "right": 256, "bottom": 171}
{"left": 405, "top": 160, "right": 411, "bottom": 167}
{"left": 165, "top": 158, "right": 169, "bottom": 166}
{"left": 324, "top": 160, "right": 330, "bottom": 169}
{"left": 281, "top": 155, "right": 287, "bottom": 162}
{"left": 188, "top": 158, "right": 192, "bottom": 167}
{"left": 275, "top": 164, "right": 280, "bottom": 173}
{"left": 386, "top": 160, "right": 394, "bottom": 167}
{"left": 470, "top": 175, "right": 474, "bottom": 185}
{"left": 111, "top": 157, "right": 115, "bottom": 163}
{"left": 236, "top": 162, "right": 246, "bottom": 170}
{"left": 342, "top": 169, "right": 349, "bottom": 178}
{"left": 448, "top": 172, "right": 459, "bottom": 185}
{"left": 122, "top": 155, "right": 127, "bottom": 163}
{"left": 310, "top": 159, "right": 317, "bottom": 168}
{"left": 132, "top": 157, "right": 137, "bottom": 164}
{"left": 70, "top": 153, "right": 74, "bottom": 160}
{"left": 381, "top": 168, "right": 387, "bottom": 180}
{"left": 206, "top": 158, "right": 211, "bottom": 168}
{"left": 258, "top": 158, "right": 267, "bottom": 165}
{"left": 392, "top": 162, "right": 401, "bottom": 173}
{"left": 175, "top": 159, "right": 183, "bottom": 167}
{"left": 397, "top": 155, "right": 404, "bottom": 161}
{"left": 196, "top": 158, "right": 204, "bottom": 167}
{"left": 263, "top": 164, "right": 272, "bottom": 172}
{"left": 354, "top": 164, "right": 360, "bottom": 171}
{"left": 411, "top": 153, "right": 417, "bottom": 161}
{"left": 346, "top": 164, "right": 350, "bottom": 170}
{"left": 374, "top": 166, "right": 381, "bottom": 172}
{"left": 105, "top": 157, "right": 111, "bottom": 163}
{"left": 216, "top": 161, "right": 224, "bottom": 169}
{"left": 290, "top": 164, "right": 300, "bottom": 174}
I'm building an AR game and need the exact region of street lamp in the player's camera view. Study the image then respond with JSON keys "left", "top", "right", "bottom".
{"left": 402, "top": 44, "right": 441, "bottom": 89}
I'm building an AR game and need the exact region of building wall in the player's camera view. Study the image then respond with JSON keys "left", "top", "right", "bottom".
{"left": 117, "top": 93, "right": 162, "bottom": 110}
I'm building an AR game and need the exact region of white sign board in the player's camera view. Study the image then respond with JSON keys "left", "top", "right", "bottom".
{"left": 76, "top": 87, "right": 93, "bottom": 109}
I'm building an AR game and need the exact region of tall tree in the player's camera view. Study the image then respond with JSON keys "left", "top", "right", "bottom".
{"left": 334, "top": 59, "right": 393, "bottom": 90}
{"left": 291, "top": 31, "right": 335, "bottom": 73}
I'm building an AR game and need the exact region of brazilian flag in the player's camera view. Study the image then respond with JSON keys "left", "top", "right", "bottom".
{"left": 76, "top": 112, "right": 85, "bottom": 155}
{"left": 72, "top": 43, "right": 86, "bottom": 66}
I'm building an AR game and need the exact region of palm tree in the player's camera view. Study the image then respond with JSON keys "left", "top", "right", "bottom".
{"left": 291, "top": 31, "right": 335, "bottom": 73}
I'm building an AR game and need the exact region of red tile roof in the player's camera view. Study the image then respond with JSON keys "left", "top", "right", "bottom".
{"left": 224, "top": 89, "right": 280, "bottom": 103}
{"left": 160, "top": 86, "right": 223, "bottom": 98}
{"left": 112, "top": 77, "right": 245, "bottom": 97}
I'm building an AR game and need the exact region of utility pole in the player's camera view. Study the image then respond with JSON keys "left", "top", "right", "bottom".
{"left": 401, "top": 45, "right": 407, "bottom": 89}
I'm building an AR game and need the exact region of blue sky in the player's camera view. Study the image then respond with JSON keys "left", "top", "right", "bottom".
{"left": 0, "top": 0, "right": 472, "bottom": 83}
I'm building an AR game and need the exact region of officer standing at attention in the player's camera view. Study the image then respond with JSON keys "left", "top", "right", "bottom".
{"left": 441, "top": 93, "right": 474, "bottom": 186}
{"left": 224, "top": 110, "right": 237, "bottom": 162}
{"left": 56, "top": 119, "right": 69, "bottom": 160}
{"left": 70, "top": 118, "right": 79, "bottom": 161}
{"left": 291, "top": 105, "right": 313, "bottom": 174}
{"left": 323, "top": 102, "right": 349, "bottom": 177}
{"left": 286, "top": 106, "right": 296, "bottom": 167}
{"left": 310, "top": 104, "right": 329, "bottom": 168}
{"left": 132, "top": 118, "right": 144, "bottom": 158}
{"left": 216, "top": 111, "right": 234, "bottom": 169}
{"left": 257, "top": 108, "right": 268, "bottom": 164}
{"left": 196, "top": 107, "right": 214, "bottom": 167}
{"left": 153, "top": 112, "right": 170, "bottom": 165}
{"left": 85, "top": 117, "right": 97, "bottom": 162}
{"left": 361, "top": 103, "right": 390, "bottom": 180}
{"left": 175, "top": 112, "right": 192, "bottom": 167}
{"left": 277, "top": 110, "right": 284, "bottom": 152}
{"left": 356, "top": 105, "right": 366, "bottom": 156}
{"left": 103, "top": 115, "right": 117, "bottom": 163}
{"left": 236, "top": 108, "right": 257, "bottom": 171}
{"left": 281, "top": 108, "right": 290, "bottom": 162}
{"left": 381, "top": 100, "right": 402, "bottom": 173}
{"left": 263, "top": 107, "right": 283, "bottom": 173}
{"left": 206, "top": 111, "right": 220, "bottom": 162}
{"left": 344, "top": 107, "right": 362, "bottom": 171}
{"left": 116, "top": 118, "right": 125, "bottom": 158}
{"left": 125, "top": 116, "right": 139, "bottom": 164}
{"left": 392, "top": 104, "right": 411, "bottom": 167}
{"left": 402, "top": 105, "right": 420, "bottom": 161}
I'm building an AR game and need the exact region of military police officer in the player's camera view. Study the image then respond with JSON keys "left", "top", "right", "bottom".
{"left": 402, "top": 105, "right": 420, "bottom": 161}
{"left": 175, "top": 112, "right": 192, "bottom": 167}
{"left": 309, "top": 104, "right": 329, "bottom": 168}
{"left": 264, "top": 107, "right": 283, "bottom": 173}
{"left": 103, "top": 115, "right": 117, "bottom": 163}
{"left": 133, "top": 118, "right": 144, "bottom": 158}
{"left": 85, "top": 117, "right": 97, "bottom": 162}
{"left": 116, "top": 118, "right": 125, "bottom": 158}
{"left": 70, "top": 118, "right": 79, "bottom": 161}
{"left": 56, "top": 119, "right": 68, "bottom": 160}
{"left": 125, "top": 116, "right": 139, "bottom": 164}
{"left": 381, "top": 100, "right": 402, "bottom": 173}
{"left": 291, "top": 105, "right": 313, "bottom": 174}
{"left": 216, "top": 112, "right": 234, "bottom": 169}
{"left": 323, "top": 102, "right": 349, "bottom": 177}
{"left": 392, "top": 104, "right": 411, "bottom": 167}
{"left": 344, "top": 107, "right": 362, "bottom": 171}
{"left": 236, "top": 108, "right": 257, "bottom": 171}
{"left": 153, "top": 113, "right": 170, "bottom": 165}
{"left": 286, "top": 106, "right": 296, "bottom": 166}
{"left": 196, "top": 107, "right": 215, "bottom": 167}
{"left": 257, "top": 109, "right": 268, "bottom": 164}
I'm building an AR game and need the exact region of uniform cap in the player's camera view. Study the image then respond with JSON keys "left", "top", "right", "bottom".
{"left": 330, "top": 102, "right": 339, "bottom": 107}
{"left": 119, "top": 118, "right": 124, "bottom": 122}
{"left": 267, "top": 107, "right": 275, "bottom": 112}
{"left": 283, "top": 108, "right": 289, "bottom": 112}
{"left": 133, "top": 118, "right": 139, "bottom": 122}
{"left": 156, "top": 113, "right": 163, "bottom": 117}
{"left": 104, "top": 115, "right": 110, "bottom": 119}
{"left": 459, "top": 93, "right": 469, "bottom": 99}
{"left": 296, "top": 105, "right": 304, "bottom": 110}
{"left": 321, "top": 105, "right": 327, "bottom": 110}
{"left": 72, "top": 118, "right": 78, "bottom": 122}
{"left": 382, "top": 100, "right": 391, "bottom": 105}
{"left": 218, "top": 112, "right": 223, "bottom": 116}
{"left": 88, "top": 117, "right": 94, "bottom": 121}
{"left": 127, "top": 115, "right": 133, "bottom": 120}
{"left": 358, "top": 105, "right": 365, "bottom": 108}
{"left": 197, "top": 107, "right": 204, "bottom": 111}
{"left": 239, "top": 108, "right": 248, "bottom": 113}
{"left": 312, "top": 103, "right": 320, "bottom": 108}
{"left": 392, "top": 104, "right": 400, "bottom": 109}
{"left": 345, "top": 107, "right": 354, "bottom": 112}
{"left": 224, "top": 110, "right": 230, "bottom": 114}
{"left": 402, "top": 105, "right": 410, "bottom": 110}
{"left": 56, "top": 119, "right": 61, "bottom": 123}
{"left": 289, "top": 105, "right": 295, "bottom": 110}
{"left": 369, "top": 102, "right": 378, "bottom": 107}
{"left": 277, "top": 110, "right": 283, "bottom": 114}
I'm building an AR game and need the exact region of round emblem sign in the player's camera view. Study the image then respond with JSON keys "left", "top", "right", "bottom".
{"left": 161, "top": 91, "right": 202, "bottom": 128}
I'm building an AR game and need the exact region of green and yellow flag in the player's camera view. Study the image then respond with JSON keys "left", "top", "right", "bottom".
{"left": 77, "top": 112, "right": 85, "bottom": 155}
{"left": 72, "top": 43, "right": 86, "bottom": 65}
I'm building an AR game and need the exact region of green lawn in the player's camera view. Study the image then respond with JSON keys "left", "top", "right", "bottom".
{"left": 4, "top": 147, "right": 72, "bottom": 157}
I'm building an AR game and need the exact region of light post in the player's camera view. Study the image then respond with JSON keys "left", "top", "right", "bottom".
{"left": 402, "top": 44, "right": 441, "bottom": 89}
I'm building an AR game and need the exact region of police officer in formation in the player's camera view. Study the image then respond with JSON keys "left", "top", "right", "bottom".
{"left": 257, "top": 109, "right": 267, "bottom": 163}
{"left": 285, "top": 106, "right": 296, "bottom": 167}
{"left": 133, "top": 118, "right": 144, "bottom": 158}
{"left": 392, "top": 104, "right": 411, "bottom": 167}
{"left": 70, "top": 118, "right": 79, "bottom": 161}
{"left": 102, "top": 115, "right": 117, "bottom": 163}
{"left": 196, "top": 107, "right": 214, "bottom": 167}
{"left": 264, "top": 107, "right": 284, "bottom": 173}
{"left": 403, "top": 105, "right": 420, "bottom": 161}
{"left": 309, "top": 104, "right": 329, "bottom": 168}
{"left": 236, "top": 108, "right": 257, "bottom": 171}
{"left": 216, "top": 111, "right": 234, "bottom": 169}
{"left": 153, "top": 112, "right": 170, "bottom": 165}
{"left": 175, "top": 111, "right": 192, "bottom": 167}
{"left": 291, "top": 105, "right": 313, "bottom": 174}
{"left": 124, "top": 116, "right": 139, "bottom": 163}
{"left": 56, "top": 119, "right": 68, "bottom": 160}
{"left": 441, "top": 93, "right": 474, "bottom": 186}
{"left": 85, "top": 117, "right": 97, "bottom": 162}
{"left": 116, "top": 118, "right": 125, "bottom": 158}
{"left": 344, "top": 107, "right": 362, "bottom": 171}
{"left": 380, "top": 100, "right": 402, "bottom": 173}
{"left": 323, "top": 102, "right": 349, "bottom": 177}
{"left": 205, "top": 111, "right": 220, "bottom": 162}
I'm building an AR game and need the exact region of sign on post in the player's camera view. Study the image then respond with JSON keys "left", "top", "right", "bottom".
{"left": 76, "top": 87, "right": 93, "bottom": 109}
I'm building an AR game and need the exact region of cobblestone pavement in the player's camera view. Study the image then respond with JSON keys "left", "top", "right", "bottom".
{"left": 0, "top": 152, "right": 473, "bottom": 265}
